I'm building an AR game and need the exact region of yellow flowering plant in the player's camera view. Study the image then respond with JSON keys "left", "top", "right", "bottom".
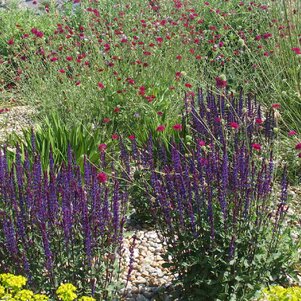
{"left": 259, "top": 285, "right": 301, "bottom": 301}
{"left": 0, "top": 273, "right": 96, "bottom": 301}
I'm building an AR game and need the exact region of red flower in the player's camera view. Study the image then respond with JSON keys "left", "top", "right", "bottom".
{"left": 112, "top": 133, "right": 119, "bottom": 140}
{"left": 298, "top": 153, "right": 301, "bottom": 158}
{"left": 215, "top": 76, "right": 227, "bottom": 88}
{"left": 185, "top": 83, "right": 192, "bottom": 88}
{"left": 35, "top": 31, "right": 44, "bottom": 38}
{"left": 66, "top": 56, "right": 73, "bottom": 61}
{"left": 98, "top": 143, "right": 107, "bottom": 152}
{"left": 145, "top": 95, "right": 156, "bottom": 103}
{"left": 255, "top": 118, "right": 263, "bottom": 124}
{"left": 157, "top": 111, "right": 163, "bottom": 116}
{"left": 173, "top": 124, "right": 182, "bottom": 131}
{"left": 128, "top": 135, "right": 136, "bottom": 140}
{"left": 295, "top": 143, "right": 301, "bottom": 150}
{"left": 292, "top": 47, "right": 301, "bottom": 55}
{"left": 198, "top": 140, "right": 206, "bottom": 147}
{"left": 229, "top": 122, "right": 239, "bottom": 129}
{"left": 7, "top": 39, "right": 14, "bottom": 45}
{"left": 58, "top": 69, "right": 65, "bottom": 73}
{"left": 127, "top": 78, "right": 135, "bottom": 85}
{"left": 50, "top": 57, "right": 58, "bottom": 62}
{"left": 176, "top": 55, "right": 182, "bottom": 61}
{"left": 103, "top": 117, "right": 110, "bottom": 123}
{"left": 156, "top": 125, "right": 165, "bottom": 132}
{"left": 138, "top": 86, "right": 146, "bottom": 96}
{"left": 288, "top": 130, "right": 297, "bottom": 136}
{"left": 175, "top": 71, "right": 182, "bottom": 79}
{"left": 97, "top": 172, "right": 107, "bottom": 183}
{"left": 272, "top": 103, "right": 281, "bottom": 109}
{"left": 113, "top": 107, "right": 120, "bottom": 113}
{"left": 98, "top": 82, "right": 105, "bottom": 89}
{"left": 252, "top": 143, "right": 261, "bottom": 151}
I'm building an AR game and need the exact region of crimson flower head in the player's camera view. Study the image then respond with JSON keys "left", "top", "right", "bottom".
{"left": 199, "top": 140, "right": 206, "bottom": 147}
{"left": 252, "top": 143, "right": 261, "bottom": 151}
{"left": 138, "top": 86, "right": 146, "bottom": 96}
{"left": 98, "top": 143, "right": 107, "bottom": 152}
{"left": 292, "top": 47, "right": 301, "bottom": 55}
{"left": 128, "top": 135, "right": 136, "bottom": 140}
{"left": 229, "top": 122, "right": 239, "bottom": 129}
{"left": 112, "top": 133, "right": 119, "bottom": 140}
{"left": 103, "top": 117, "right": 110, "bottom": 123}
{"left": 156, "top": 125, "right": 165, "bottom": 132}
{"left": 173, "top": 124, "right": 182, "bottom": 131}
{"left": 113, "top": 107, "right": 120, "bottom": 113}
{"left": 97, "top": 172, "right": 107, "bottom": 183}
{"left": 255, "top": 118, "right": 263, "bottom": 125}
{"left": 298, "top": 153, "right": 301, "bottom": 158}
{"left": 98, "top": 82, "right": 105, "bottom": 89}
{"left": 7, "top": 39, "right": 14, "bottom": 45}
{"left": 272, "top": 103, "right": 281, "bottom": 109}
{"left": 215, "top": 76, "right": 227, "bottom": 88}
{"left": 295, "top": 143, "right": 301, "bottom": 150}
{"left": 35, "top": 31, "right": 44, "bottom": 38}
{"left": 157, "top": 111, "right": 163, "bottom": 116}
{"left": 288, "top": 130, "right": 297, "bottom": 136}
{"left": 185, "top": 83, "right": 192, "bottom": 88}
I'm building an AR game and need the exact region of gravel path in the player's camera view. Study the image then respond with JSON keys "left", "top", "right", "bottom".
{"left": 121, "top": 230, "right": 177, "bottom": 301}
{"left": 0, "top": 105, "right": 36, "bottom": 145}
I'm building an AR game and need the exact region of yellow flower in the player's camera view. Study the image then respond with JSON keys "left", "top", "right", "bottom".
{"left": 33, "top": 294, "right": 49, "bottom": 301}
{"left": 0, "top": 274, "right": 27, "bottom": 291}
{"left": 0, "top": 285, "right": 5, "bottom": 297}
{"left": 260, "top": 285, "right": 301, "bottom": 301}
{"left": 1, "top": 293, "right": 16, "bottom": 300}
{"left": 56, "top": 283, "right": 77, "bottom": 301}
{"left": 14, "top": 289, "right": 34, "bottom": 301}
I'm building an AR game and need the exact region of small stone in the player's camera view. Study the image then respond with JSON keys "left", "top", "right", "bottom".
{"left": 135, "top": 277, "right": 147, "bottom": 284}
{"left": 131, "top": 286, "right": 139, "bottom": 294}
{"left": 136, "top": 294, "right": 149, "bottom": 301}
{"left": 143, "top": 291, "right": 155, "bottom": 299}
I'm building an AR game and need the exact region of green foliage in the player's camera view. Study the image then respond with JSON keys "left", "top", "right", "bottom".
{"left": 162, "top": 211, "right": 299, "bottom": 301}
{"left": 7, "top": 113, "right": 106, "bottom": 170}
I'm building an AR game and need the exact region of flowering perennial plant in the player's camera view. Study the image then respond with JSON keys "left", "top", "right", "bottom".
{"left": 259, "top": 286, "right": 301, "bottom": 301}
{"left": 129, "top": 89, "right": 297, "bottom": 300}
{"left": 0, "top": 273, "right": 96, "bottom": 301}
{"left": 0, "top": 142, "right": 129, "bottom": 299}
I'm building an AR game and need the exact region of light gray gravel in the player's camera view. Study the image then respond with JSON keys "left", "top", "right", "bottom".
{"left": 0, "top": 105, "right": 36, "bottom": 145}
{"left": 121, "top": 230, "right": 179, "bottom": 301}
